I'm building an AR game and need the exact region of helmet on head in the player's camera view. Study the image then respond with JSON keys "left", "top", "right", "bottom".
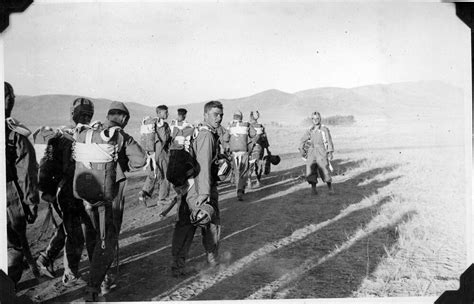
{"left": 233, "top": 110, "right": 242, "bottom": 120}
{"left": 4, "top": 82, "right": 15, "bottom": 117}
{"left": 4, "top": 82, "right": 13, "bottom": 98}
{"left": 108, "top": 101, "right": 130, "bottom": 126}
{"left": 250, "top": 110, "right": 260, "bottom": 122}
{"left": 71, "top": 98, "right": 94, "bottom": 124}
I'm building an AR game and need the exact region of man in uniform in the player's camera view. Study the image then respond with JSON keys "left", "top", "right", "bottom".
{"left": 82, "top": 101, "right": 146, "bottom": 301}
{"left": 171, "top": 100, "right": 223, "bottom": 277}
{"left": 4, "top": 82, "right": 40, "bottom": 286}
{"left": 248, "top": 111, "right": 270, "bottom": 188}
{"left": 35, "top": 98, "right": 96, "bottom": 286}
{"left": 299, "top": 111, "right": 334, "bottom": 195}
{"left": 222, "top": 110, "right": 256, "bottom": 201}
{"left": 139, "top": 105, "right": 171, "bottom": 206}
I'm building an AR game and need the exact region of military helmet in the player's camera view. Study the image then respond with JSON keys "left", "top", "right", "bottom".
{"left": 71, "top": 98, "right": 94, "bottom": 123}
{"left": 108, "top": 101, "right": 130, "bottom": 125}
{"left": 4, "top": 82, "right": 14, "bottom": 98}
{"left": 190, "top": 208, "right": 211, "bottom": 227}
{"left": 233, "top": 110, "right": 242, "bottom": 120}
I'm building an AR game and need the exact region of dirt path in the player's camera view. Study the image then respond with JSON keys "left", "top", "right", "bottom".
{"left": 16, "top": 142, "right": 466, "bottom": 302}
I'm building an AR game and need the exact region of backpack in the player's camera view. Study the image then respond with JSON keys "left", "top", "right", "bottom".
{"left": 166, "top": 123, "right": 199, "bottom": 187}
{"left": 72, "top": 122, "right": 123, "bottom": 203}
{"left": 228, "top": 121, "right": 250, "bottom": 152}
{"left": 139, "top": 116, "right": 158, "bottom": 152}
{"left": 33, "top": 126, "right": 64, "bottom": 195}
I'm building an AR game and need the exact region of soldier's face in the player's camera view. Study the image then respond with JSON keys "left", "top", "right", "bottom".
{"left": 312, "top": 114, "right": 321, "bottom": 125}
{"left": 158, "top": 110, "right": 168, "bottom": 120}
{"left": 77, "top": 112, "right": 93, "bottom": 125}
{"left": 177, "top": 114, "right": 186, "bottom": 122}
{"left": 205, "top": 107, "right": 223, "bottom": 128}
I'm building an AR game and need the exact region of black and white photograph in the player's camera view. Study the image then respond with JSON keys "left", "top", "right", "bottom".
{"left": 1, "top": 1, "right": 472, "bottom": 303}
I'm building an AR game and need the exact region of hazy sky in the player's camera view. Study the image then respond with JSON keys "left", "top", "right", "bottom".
{"left": 2, "top": 1, "right": 471, "bottom": 106}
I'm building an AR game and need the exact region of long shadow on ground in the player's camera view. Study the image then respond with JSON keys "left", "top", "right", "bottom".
{"left": 45, "top": 156, "right": 399, "bottom": 302}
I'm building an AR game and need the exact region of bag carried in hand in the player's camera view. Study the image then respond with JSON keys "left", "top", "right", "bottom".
{"left": 263, "top": 152, "right": 280, "bottom": 175}
{"left": 167, "top": 149, "right": 199, "bottom": 187}
{"left": 72, "top": 122, "right": 123, "bottom": 203}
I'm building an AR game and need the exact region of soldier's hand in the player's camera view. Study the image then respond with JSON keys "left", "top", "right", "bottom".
{"left": 27, "top": 205, "right": 38, "bottom": 224}
{"left": 196, "top": 195, "right": 209, "bottom": 206}
{"left": 327, "top": 152, "right": 334, "bottom": 161}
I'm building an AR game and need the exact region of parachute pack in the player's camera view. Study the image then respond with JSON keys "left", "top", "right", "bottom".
{"left": 139, "top": 116, "right": 159, "bottom": 152}
{"left": 72, "top": 121, "right": 123, "bottom": 203}
{"left": 228, "top": 121, "right": 251, "bottom": 152}
{"left": 166, "top": 121, "right": 198, "bottom": 187}
{"left": 32, "top": 126, "right": 71, "bottom": 195}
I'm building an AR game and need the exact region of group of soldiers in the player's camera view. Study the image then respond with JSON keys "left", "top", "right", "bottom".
{"left": 4, "top": 80, "right": 335, "bottom": 302}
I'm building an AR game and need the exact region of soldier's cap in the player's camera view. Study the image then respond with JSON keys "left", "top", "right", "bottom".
{"left": 4, "top": 82, "right": 14, "bottom": 98}
{"left": 233, "top": 110, "right": 242, "bottom": 119}
{"left": 108, "top": 101, "right": 130, "bottom": 117}
{"left": 156, "top": 105, "right": 168, "bottom": 112}
{"left": 177, "top": 108, "right": 187, "bottom": 115}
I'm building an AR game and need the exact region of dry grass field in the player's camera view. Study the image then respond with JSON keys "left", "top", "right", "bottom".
{"left": 16, "top": 112, "right": 468, "bottom": 302}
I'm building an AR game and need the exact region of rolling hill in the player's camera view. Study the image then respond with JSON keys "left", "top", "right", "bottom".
{"left": 11, "top": 80, "right": 465, "bottom": 138}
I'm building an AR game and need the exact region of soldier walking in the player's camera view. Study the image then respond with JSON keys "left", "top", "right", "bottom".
{"left": 171, "top": 101, "right": 223, "bottom": 277}
{"left": 222, "top": 110, "right": 256, "bottom": 201}
{"left": 4, "top": 82, "right": 40, "bottom": 286}
{"left": 35, "top": 98, "right": 97, "bottom": 286}
{"left": 299, "top": 111, "right": 334, "bottom": 195}
{"left": 139, "top": 105, "right": 171, "bottom": 206}
{"left": 73, "top": 102, "right": 146, "bottom": 301}
{"left": 248, "top": 111, "right": 270, "bottom": 188}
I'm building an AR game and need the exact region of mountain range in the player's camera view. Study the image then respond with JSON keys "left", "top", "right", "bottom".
{"left": 12, "top": 80, "right": 465, "bottom": 138}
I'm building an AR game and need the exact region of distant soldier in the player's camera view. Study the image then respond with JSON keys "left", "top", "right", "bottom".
{"left": 171, "top": 101, "right": 223, "bottom": 277}
{"left": 139, "top": 105, "right": 171, "bottom": 206}
{"left": 169, "top": 108, "right": 194, "bottom": 143}
{"left": 299, "top": 111, "right": 334, "bottom": 195}
{"left": 4, "top": 82, "right": 40, "bottom": 286}
{"left": 73, "top": 102, "right": 146, "bottom": 301}
{"left": 248, "top": 111, "right": 270, "bottom": 188}
{"left": 35, "top": 98, "right": 96, "bottom": 286}
{"left": 222, "top": 110, "right": 256, "bottom": 201}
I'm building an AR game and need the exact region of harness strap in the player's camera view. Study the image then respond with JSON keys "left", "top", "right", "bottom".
{"left": 99, "top": 205, "right": 106, "bottom": 249}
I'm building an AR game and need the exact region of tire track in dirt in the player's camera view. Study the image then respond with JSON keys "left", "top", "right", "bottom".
{"left": 154, "top": 192, "right": 388, "bottom": 301}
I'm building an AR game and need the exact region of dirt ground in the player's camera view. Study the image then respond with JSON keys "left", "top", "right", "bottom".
{"left": 15, "top": 116, "right": 468, "bottom": 302}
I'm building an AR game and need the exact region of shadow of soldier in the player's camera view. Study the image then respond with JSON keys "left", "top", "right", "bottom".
{"left": 46, "top": 156, "right": 401, "bottom": 302}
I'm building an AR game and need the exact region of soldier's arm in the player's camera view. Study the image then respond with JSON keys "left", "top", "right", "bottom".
{"left": 298, "top": 130, "right": 311, "bottom": 151}
{"left": 15, "top": 134, "right": 39, "bottom": 206}
{"left": 122, "top": 133, "right": 147, "bottom": 171}
{"left": 194, "top": 131, "right": 214, "bottom": 197}
{"left": 324, "top": 127, "right": 334, "bottom": 152}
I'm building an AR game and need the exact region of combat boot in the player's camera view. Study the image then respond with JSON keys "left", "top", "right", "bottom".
{"left": 327, "top": 183, "right": 335, "bottom": 195}
{"left": 36, "top": 252, "right": 55, "bottom": 279}
{"left": 85, "top": 286, "right": 104, "bottom": 302}
{"left": 237, "top": 189, "right": 244, "bottom": 201}
{"left": 138, "top": 190, "right": 150, "bottom": 208}
{"left": 311, "top": 184, "right": 318, "bottom": 195}
{"left": 101, "top": 273, "right": 116, "bottom": 295}
{"left": 62, "top": 271, "right": 80, "bottom": 287}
